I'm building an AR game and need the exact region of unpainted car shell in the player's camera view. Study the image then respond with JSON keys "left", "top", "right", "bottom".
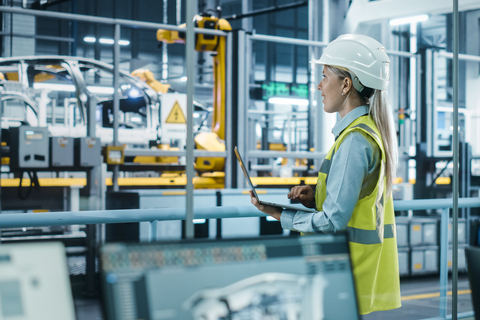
{"left": 0, "top": 56, "right": 163, "bottom": 145}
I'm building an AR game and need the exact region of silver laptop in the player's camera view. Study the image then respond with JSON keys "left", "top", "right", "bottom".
{"left": 235, "top": 146, "right": 316, "bottom": 213}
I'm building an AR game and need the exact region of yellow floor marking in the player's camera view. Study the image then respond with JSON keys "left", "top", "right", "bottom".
{"left": 401, "top": 289, "right": 471, "bottom": 301}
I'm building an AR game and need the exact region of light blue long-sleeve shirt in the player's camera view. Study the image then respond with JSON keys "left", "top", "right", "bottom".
{"left": 280, "top": 105, "right": 381, "bottom": 234}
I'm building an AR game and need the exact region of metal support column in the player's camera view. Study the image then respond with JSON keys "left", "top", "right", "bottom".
{"left": 416, "top": 54, "right": 422, "bottom": 148}
{"left": 84, "top": 224, "right": 97, "bottom": 297}
{"left": 452, "top": 0, "right": 460, "bottom": 318}
{"left": 185, "top": 0, "right": 195, "bottom": 239}
{"left": 85, "top": 89, "right": 100, "bottom": 298}
{"left": 237, "top": 30, "right": 247, "bottom": 189}
{"left": 85, "top": 92, "right": 100, "bottom": 198}
{"left": 112, "top": 23, "right": 120, "bottom": 192}
{"left": 308, "top": 0, "right": 319, "bottom": 164}
{"left": 439, "top": 208, "right": 449, "bottom": 318}
{"left": 225, "top": 33, "right": 233, "bottom": 189}
{"left": 162, "top": 0, "right": 168, "bottom": 80}
{"left": 149, "top": 220, "right": 158, "bottom": 242}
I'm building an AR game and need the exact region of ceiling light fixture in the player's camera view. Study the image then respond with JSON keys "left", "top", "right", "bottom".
{"left": 389, "top": 14, "right": 429, "bottom": 26}
{"left": 268, "top": 97, "right": 309, "bottom": 106}
{"left": 99, "top": 38, "right": 115, "bottom": 45}
{"left": 83, "top": 36, "right": 130, "bottom": 46}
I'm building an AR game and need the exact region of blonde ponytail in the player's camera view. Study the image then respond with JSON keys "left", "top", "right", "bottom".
{"left": 369, "top": 90, "right": 398, "bottom": 196}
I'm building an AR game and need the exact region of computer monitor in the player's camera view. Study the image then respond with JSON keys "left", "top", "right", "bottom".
{"left": 465, "top": 246, "right": 480, "bottom": 320}
{"left": 100, "top": 234, "right": 359, "bottom": 320}
{"left": 0, "top": 242, "right": 76, "bottom": 320}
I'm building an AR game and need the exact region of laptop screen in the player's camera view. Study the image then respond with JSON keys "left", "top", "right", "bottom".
{"left": 100, "top": 234, "right": 359, "bottom": 320}
{"left": 234, "top": 146, "right": 260, "bottom": 201}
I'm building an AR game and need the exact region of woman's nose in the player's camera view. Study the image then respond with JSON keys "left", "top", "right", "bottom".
{"left": 317, "top": 82, "right": 322, "bottom": 91}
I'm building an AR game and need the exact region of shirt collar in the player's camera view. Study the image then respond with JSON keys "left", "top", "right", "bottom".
{"left": 332, "top": 105, "right": 369, "bottom": 139}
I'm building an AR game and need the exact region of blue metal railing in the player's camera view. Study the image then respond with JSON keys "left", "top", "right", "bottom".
{"left": 0, "top": 205, "right": 264, "bottom": 228}
{"left": 1, "top": 198, "right": 479, "bottom": 228}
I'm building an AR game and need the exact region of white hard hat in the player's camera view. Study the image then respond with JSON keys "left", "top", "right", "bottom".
{"left": 311, "top": 34, "right": 390, "bottom": 91}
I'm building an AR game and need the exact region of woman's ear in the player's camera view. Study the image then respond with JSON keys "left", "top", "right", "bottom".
{"left": 342, "top": 77, "right": 353, "bottom": 95}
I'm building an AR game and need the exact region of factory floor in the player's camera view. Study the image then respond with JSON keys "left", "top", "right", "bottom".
{"left": 72, "top": 274, "right": 475, "bottom": 320}
{"left": 364, "top": 274, "right": 474, "bottom": 320}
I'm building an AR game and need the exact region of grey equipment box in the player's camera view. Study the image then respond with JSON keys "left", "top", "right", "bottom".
{"left": 411, "top": 245, "right": 439, "bottom": 275}
{"left": 448, "top": 219, "right": 467, "bottom": 244}
{"left": 74, "top": 137, "right": 101, "bottom": 167}
{"left": 448, "top": 244, "right": 467, "bottom": 272}
{"left": 398, "top": 247, "right": 410, "bottom": 276}
{"left": 395, "top": 217, "right": 409, "bottom": 247}
{"left": 50, "top": 137, "right": 74, "bottom": 167}
{"left": 9, "top": 126, "right": 49, "bottom": 169}
{"left": 410, "top": 218, "right": 438, "bottom": 246}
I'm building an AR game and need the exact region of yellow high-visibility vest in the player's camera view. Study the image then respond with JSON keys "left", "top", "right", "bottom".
{"left": 315, "top": 115, "right": 401, "bottom": 315}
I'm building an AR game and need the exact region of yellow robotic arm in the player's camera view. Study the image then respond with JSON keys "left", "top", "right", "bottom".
{"left": 131, "top": 69, "right": 171, "bottom": 94}
{"left": 157, "top": 10, "right": 231, "bottom": 174}
{"left": 157, "top": 10, "right": 231, "bottom": 140}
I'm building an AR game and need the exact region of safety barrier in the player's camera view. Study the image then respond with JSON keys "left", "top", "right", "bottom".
{"left": 0, "top": 197, "right": 479, "bottom": 319}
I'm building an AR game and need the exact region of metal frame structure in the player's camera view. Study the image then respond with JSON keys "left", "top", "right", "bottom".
{"left": 237, "top": 32, "right": 420, "bottom": 188}
{"left": 0, "top": 5, "right": 231, "bottom": 239}
{"left": 422, "top": 45, "right": 480, "bottom": 319}
{"left": 242, "top": 33, "right": 328, "bottom": 180}
{"left": 426, "top": 50, "right": 480, "bottom": 159}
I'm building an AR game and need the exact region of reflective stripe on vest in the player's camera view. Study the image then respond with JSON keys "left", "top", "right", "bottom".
{"left": 319, "top": 146, "right": 337, "bottom": 184}
{"left": 352, "top": 123, "right": 379, "bottom": 141}
{"left": 347, "top": 223, "right": 396, "bottom": 245}
{"left": 319, "top": 159, "right": 331, "bottom": 175}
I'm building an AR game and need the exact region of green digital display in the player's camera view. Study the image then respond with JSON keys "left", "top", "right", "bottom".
{"left": 261, "top": 82, "right": 309, "bottom": 100}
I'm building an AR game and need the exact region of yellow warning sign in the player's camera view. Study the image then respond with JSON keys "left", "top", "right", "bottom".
{"left": 165, "top": 101, "right": 186, "bottom": 124}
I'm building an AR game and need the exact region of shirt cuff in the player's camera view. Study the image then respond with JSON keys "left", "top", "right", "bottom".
{"left": 280, "top": 209, "right": 296, "bottom": 230}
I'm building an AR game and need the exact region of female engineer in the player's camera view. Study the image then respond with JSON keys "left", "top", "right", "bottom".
{"left": 250, "top": 34, "right": 401, "bottom": 315}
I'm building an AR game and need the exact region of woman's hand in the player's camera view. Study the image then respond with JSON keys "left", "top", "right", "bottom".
{"left": 287, "top": 185, "right": 316, "bottom": 208}
{"left": 249, "top": 191, "right": 282, "bottom": 221}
